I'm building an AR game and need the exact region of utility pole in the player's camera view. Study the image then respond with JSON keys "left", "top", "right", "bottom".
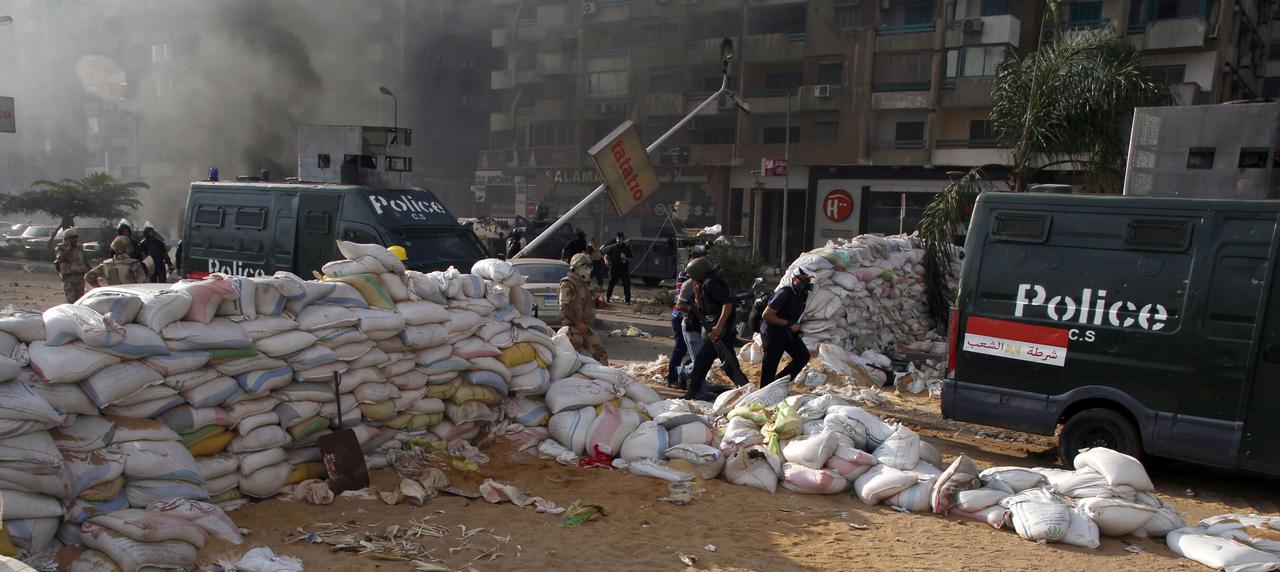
{"left": 780, "top": 88, "right": 791, "bottom": 266}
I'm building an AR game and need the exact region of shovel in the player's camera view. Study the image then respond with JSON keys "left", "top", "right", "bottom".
{"left": 317, "top": 370, "right": 369, "bottom": 493}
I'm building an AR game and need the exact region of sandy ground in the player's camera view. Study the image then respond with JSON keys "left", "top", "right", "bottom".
{"left": 4, "top": 268, "right": 1278, "bottom": 571}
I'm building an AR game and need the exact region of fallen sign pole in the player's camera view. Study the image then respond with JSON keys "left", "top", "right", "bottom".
{"left": 513, "top": 38, "right": 748, "bottom": 259}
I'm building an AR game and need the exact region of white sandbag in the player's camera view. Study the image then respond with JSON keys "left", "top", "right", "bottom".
{"left": 162, "top": 319, "right": 251, "bottom": 350}
{"left": 239, "top": 462, "right": 290, "bottom": 498}
{"left": 623, "top": 380, "right": 661, "bottom": 405}
{"left": 724, "top": 446, "right": 783, "bottom": 493}
{"left": 43, "top": 304, "right": 123, "bottom": 347}
{"left": 1045, "top": 467, "right": 1135, "bottom": 499}
{"left": 119, "top": 440, "right": 202, "bottom": 482}
{"left": 28, "top": 381, "right": 97, "bottom": 417}
{"left": 227, "top": 396, "right": 281, "bottom": 426}
{"left": 0, "top": 355, "right": 16, "bottom": 384}
{"left": 545, "top": 377, "right": 622, "bottom": 413}
{"left": 79, "top": 522, "right": 198, "bottom": 571}
{"left": 0, "top": 461, "right": 71, "bottom": 499}
{"left": 664, "top": 444, "right": 725, "bottom": 479}
{"left": 0, "top": 489, "right": 65, "bottom": 519}
{"left": 352, "top": 306, "right": 406, "bottom": 335}
{"left": 236, "top": 411, "right": 280, "bottom": 435}
{"left": 78, "top": 290, "right": 144, "bottom": 325}
{"left": 323, "top": 255, "right": 385, "bottom": 278}
{"left": 238, "top": 448, "right": 288, "bottom": 476}
{"left": 873, "top": 425, "right": 920, "bottom": 470}
{"left": 627, "top": 458, "right": 693, "bottom": 483}
{"left": 215, "top": 275, "right": 257, "bottom": 319}
{"left": 378, "top": 272, "right": 412, "bottom": 302}
{"left": 667, "top": 422, "right": 714, "bottom": 447}
{"left": 213, "top": 354, "right": 285, "bottom": 377}
{"left": 1076, "top": 496, "right": 1159, "bottom": 536}
{"left": 782, "top": 431, "right": 843, "bottom": 470}
{"left": 980, "top": 467, "right": 1047, "bottom": 494}
{"left": 0, "top": 307, "right": 46, "bottom": 342}
{"left": 235, "top": 366, "right": 294, "bottom": 395}
{"left": 398, "top": 301, "right": 449, "bottom": 325}
{"left": 854, "top": 464, "right": 917, "bottom": 505}
{"left": 196, "top": 454, "right": 239, "bottom": 480}
{"left": 147, "top": 497, "right": 244, "bottom": 545}
{"left": 954, "top": 488, "right": 1011, "bottom": 513}
{"left": 253, "top": 330, "right": 317, "bottom": 357}
{"left": 88, "top": 508, "right": 208, "bottom": 548}
{"left": 1001, "top": 489, "right": 1072, "bottom": 542}
{"left": 0, "top": 380, "right": 62, "bottom": 429}
{"left": 619, "top": 420, "right": 671, "bottom": 462}
{"left": 583, "top": 405, "right": 642, "bottom": 457}
{"left": 547, "top": 407, "right": 596, "bottom": 456}
{"left": 1141, "top": 507, "right": 1185, "bottom": 538}
{"left": 143, "top": 351, "right": 211, "bottom": 377}
{"left": 135, "top": 289, "right": 194, "bottom": 331}
{"left": 337, "top": 241, "right": 405, "bottom": 273}
{"left": 29, "top": 341, "right": 121, "bottom": 384}
{"left": 1167, "top": 528, "right": 1280, "bottom": 572}
{"left": 239, "top": 316, "right": 299, "bottom": 341}
{"left": 1062, "top": 507, "right": 1101, "bottom": 549}
{"left": 400, "top": 325, "right": 448, "bottom": 349}
{"left": 782, "top": 463, "right": 848, "bottom": 495}
{"left": 509, "top": 368, "right": 551, "bottom": 396}
{"left": 108, "top": 417, "right": 180, "bottom": 442}
{"left": 296, "top": 304, "right": 358, "bottom": 331}
{"left": 81, "top": 361, "right": 164, "bottom": 407}
{"left": 720, "top": 416, "right": 764, "bottom": 453}
{"left": 0, "top": 431, "right": 62, "bottom": 475}
{"left": 736, "top": 376, "right": 791, "bottom": 409}
{"left": 1072, "top": 447, "right": 1155, "bottom": 492}
{"left": 550, "top": 330, "right": 581, "bottom": 379}
{"left": 287, "top": 345, "right": 338, "bottom": 370}
{"left": 823, "top": 406, "right": 893, "bottom": 450}
{"left": 181, "top": 376, "right": 242, "bottom": 407}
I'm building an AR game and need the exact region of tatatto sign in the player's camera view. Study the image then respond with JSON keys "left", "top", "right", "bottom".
{"left": 588, "top": 120, "right": 659, "bottom": 216}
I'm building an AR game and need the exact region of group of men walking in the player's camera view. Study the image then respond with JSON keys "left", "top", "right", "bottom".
{"left": 53, "top": 220, "right": 173, "bottom": 303}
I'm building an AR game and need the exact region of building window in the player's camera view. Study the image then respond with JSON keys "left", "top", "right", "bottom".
{"left": 587, "top": 71, "right": 629, "bottom": 97}
{"left": 904, "top": 2, "right": 935, "bottom": 26}
{"left": 1264, "top": 77, "right": 1280, "bottom": 98}
{"left": 650, "top": 73, "right": 681, "bottom": 93}
{"left": 529, "top": 122, "right": 576, "bottom": 147}
{"left": 1186, "top": 147, "right": 1215, "bottom": 169}
{"left": 945, "top": 45, "right": 1006, "bottom": 78}
{"left": 761, "top": 126, "right": 798, "bottom": 144}
{"left": 817, "top": 62, "right": 843, "bottom": 86}
{"left": 874, "top": 51, "right": 933, "bottom": 88}
{"left": 1131, "top": 0, "right": 1205, "bottom": 24}
{"left": 980, "top": 0, "right": 1010, "bottom": 16}
{"left": 1148, "top": 64, "right": 1186, "bottom": 85}
{"left": 1067, "top": 1, "right": 1104, "bottom": 25}
{"left": 894, "top": 121, "right": 925, "bottom": 145}
{"left": 813, "top": 120, "right": 839, "bottom": 143}
{"left": 968, "top": 120, "right": 996, "bottom": 144}
{"left": 639, "top": 22, "right": 669, "bottom": 46}
{"left": 151, "top": 43, "right": 169, "bottom": 63}
{"left": 765, "top": 72, "right": 803, "bottom": 93}
{"left": 834, "top": 4, "right": 860, "bottom": 31}
{"left": 343, "top": 154, "right": 377, "bottom": 169}
{"left": 701, "top": 128, "right": 736, "bottom": 145}
{"left": 317, "top": 154, "right": 331, "bottom": 169}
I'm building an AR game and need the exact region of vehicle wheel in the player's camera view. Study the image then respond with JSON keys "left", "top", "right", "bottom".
{"left": 1058, "top": 407, "right": 1142, "bottom": 466}
{"left": 641, "top": 277, "right": 662, "bottom": 287}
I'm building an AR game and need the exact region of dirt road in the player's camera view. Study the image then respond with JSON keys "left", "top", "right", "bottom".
{"left": 5, "top": 270, "right": 1276, "bottom": 570}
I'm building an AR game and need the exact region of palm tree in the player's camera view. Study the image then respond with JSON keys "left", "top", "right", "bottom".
{"left": 919, "top": 5, "right": 1173, "bottom": 324}
{"left": 0, "top": 172, "right": 147, "bottom": 230}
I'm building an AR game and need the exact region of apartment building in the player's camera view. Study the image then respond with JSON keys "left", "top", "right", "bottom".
{"left": 477, "top": 0, "right": 1272, "bottom": 264}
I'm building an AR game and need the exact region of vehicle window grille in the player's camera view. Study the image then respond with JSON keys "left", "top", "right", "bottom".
{"left": 1125, "top": 219, "right": 1190, "bottom": 251}
{"left": 303, "top": 211, "right": 331, "bottom": 234}
{"left": 233, "top": 208, "right": 267, "bottom": 230}
{"left": 193, "top": 206, "right": 223, "bottom": 227}
{"left": 991, "top": 212, "right": 1049, "bottom": 242}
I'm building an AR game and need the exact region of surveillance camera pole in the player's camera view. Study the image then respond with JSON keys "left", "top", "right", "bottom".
{"left": 513, "top": 39, "right": 747, "bottom": 259}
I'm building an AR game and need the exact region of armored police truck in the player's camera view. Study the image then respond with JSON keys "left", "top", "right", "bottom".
{"left": 942, "top": 191, "right": 1280, "bottom": 476}
{"left": 181, "top": 182, "right": 486, "bottom": 278}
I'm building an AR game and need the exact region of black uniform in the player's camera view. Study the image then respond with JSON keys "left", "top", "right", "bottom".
{"left": 561, "top": 236, "right": 587, "bottom": 261}
{"left": 759, "top": 284, "right": 811, "bottom": 387}
{"left": 684, "top": 272, "right": 743, "bottom": 399}
{"left": 139, "top": 229, "right": 171, "bottom": 283}
{"left": 604, "top": 240, "right": 634, "bottom": 304}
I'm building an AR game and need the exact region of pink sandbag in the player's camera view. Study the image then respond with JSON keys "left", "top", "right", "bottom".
{"left": 951, "top": 505, "right": 1009, "bottom": 529}
{"left": 781, "top": 462, "right": 848, "bottom": 495}
{"left": 172, "top": 279, "right": 240, "bottom": 324}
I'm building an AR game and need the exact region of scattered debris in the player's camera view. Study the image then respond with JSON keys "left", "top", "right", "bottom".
{"left": 703, "top": 544, "right": 717, "bottom": 552}
{"left": 678, "top": 553, "right": 698, "bottom": 566}
{"left": 561, "top": 500, "right": 606, "bottom": 527}
{"left": 1123, "top": 543, "right": 1144, "bottom": 554}
{"left": 479, "top": 478, "right": 566, "bottom": 514}
{"left": 657, "top": 481, "right": 704, "bottom": 506}
{"left": 216, "top": 547, "right": 304, "bottom": 572}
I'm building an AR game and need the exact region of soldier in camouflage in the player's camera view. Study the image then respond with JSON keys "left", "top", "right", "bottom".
{"left": 560, "top": 253, "right": 608, "bottom": 365}
{"left": 85, "top": 236, "right": 148, "bottom": 288}
{"left": 53, "top": 227, "right": 89, "bottom": 303}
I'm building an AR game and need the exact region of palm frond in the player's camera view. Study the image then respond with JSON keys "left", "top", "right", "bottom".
{"left": 919, "top": 168, "right": 998, "bottom": 324}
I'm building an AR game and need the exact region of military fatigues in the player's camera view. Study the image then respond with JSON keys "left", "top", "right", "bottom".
{"left": 54, "top": 243, "right": 89, "bottom": 303}
{"left": 559, "top": 273, "right": 608, "bottom": 364}
{"left": 85, "top": 254, "right": 148, "bottom": 288}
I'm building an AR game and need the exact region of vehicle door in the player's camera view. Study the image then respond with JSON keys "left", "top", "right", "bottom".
{"left": 1241, "top": 219, "right": 1280, "bottom": 474}
{"left": 293, "top": 193, "right": 342, "bottom": 276}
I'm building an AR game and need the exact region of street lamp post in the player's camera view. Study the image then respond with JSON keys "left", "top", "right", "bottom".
{"left": 781, "top": 88, "right": 791, "bottom": 267}
{"left": 378, "top": 85, "right": 400, "bottom": 185}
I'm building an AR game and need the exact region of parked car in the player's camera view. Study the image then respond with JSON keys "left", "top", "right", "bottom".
{"left": 1, "top": 223, "right": 29, "bottom": 256}
{"left": 15, "top": 225, "right": 56, "bottom": 260}
{"left": 509, "top": 258, "right": 570, "bottom": 325}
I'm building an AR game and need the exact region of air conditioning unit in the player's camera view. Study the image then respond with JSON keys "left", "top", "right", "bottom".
{"left": 583, "top": 1, "right": 596, "bottom": 14}
{"left": 814, "top": 84, "right": 832, "bottom": 98}
{"left": 962, "top": 18, "right": 984, "bottom": 32}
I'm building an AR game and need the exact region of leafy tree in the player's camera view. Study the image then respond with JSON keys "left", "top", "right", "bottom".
{"left": 0, "top": 172, "right": 146, "bottom": 230}
{"left": 919, "top": 6, "right": 1172, "bottom": 324}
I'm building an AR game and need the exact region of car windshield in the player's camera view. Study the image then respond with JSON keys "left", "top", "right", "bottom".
{"left": 395, "top": 227, "right": 486, "bottom": 263}
{"left": 514, "top": 263, "right": 568, "bottom": 284}
{"left": 21, "top": 226, "right": 53, "bottom": 238}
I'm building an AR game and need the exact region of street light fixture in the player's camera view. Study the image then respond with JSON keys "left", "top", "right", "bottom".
{"left": 0, "top": 16, "right": 13, "bottom": 25}
{"left": 378, "top": 85, "right": 397, "bottom": 133}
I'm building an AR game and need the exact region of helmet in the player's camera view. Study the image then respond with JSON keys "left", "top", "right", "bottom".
{"left": 110, "top": 236, "right": 132, "bottom": 254}
{"left": 62, "top": 227, "right": 78, "bottom": 239}
{"left": 685, "top": 256, "right": 714, "bottom": 283}
{"left": 569, "top": 253, "right": 592, "bottom": 271}
{"left": 387, "top": 245, "right": 408, "bottom": 261}
{"left": 690, "top": 244, "right": 708, "bottom": 258}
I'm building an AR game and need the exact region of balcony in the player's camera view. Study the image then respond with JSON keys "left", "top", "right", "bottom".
{"left": 932, "top": 139, "right": 1010, "bottom": 167}
{"left": 689, "top": 144, "right": 735, "bottom": 166}
{"left": 797, "top": 85, "right": 845, "bottom": 111}
{"left": 939, "top": 76, "right": 995, "bottom": 108}
{"left": 742, "top": 32, "right": 806, "bottom": 62}
{"left": 491, "top": 70, "right": 514, "bottom": 90}
{"left": 686, "top": 37, "right": 737, "bottom": 64}
{"left": 477, "top": 146, "right": 579, "bottom": 170}
{"left": 534, "top": 98, "right": 571, "bottom": 121}
{"left": 945, "top": 14, "right": 1021, "bottom": 48}
{"left": 492, "top": 28, "right": 512, "bottom": 48}
{"left": 537, "top": 52, "right": 578, "bottom": 75}
{"left": 877, "top": 23, "right": 935, "bottom": 51}
{"left": 742, "top": 89, "right": 795, "bottom": 114}
{"left": 587, "top": 0, "right": 631, "bottom": 23}
{"left": 584, "top": 48, "right": 630, "bottom": 72}
{"left": 1137, "top": 17, "right": 1208, "bottom": 51}
{"left": 489, "top": 112, "right": 514, "bottom": 131}
{"left": 869, "top": 142, "right": 930, "bottom": 166}
{"left": 646, "top": 93, "right": 686, "bottom": 116}
{"left": 1048, "top": 18, "right": 1113, "bottom": 42}
{"left": 871, "top": 89, "right": 930, "bottom": 110}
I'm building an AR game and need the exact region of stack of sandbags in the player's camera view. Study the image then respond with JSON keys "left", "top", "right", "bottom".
{"left": 0, "top": 380, "right": 70, "bottom": 555}
{"left": 778, "top": 234, "right": 956, "bottom": 354}
{"left": 68, "top": 499, "right": 243, "bottom": 571}
{"left": 1168, "top": 514, "right": 1280, "bottom": 571}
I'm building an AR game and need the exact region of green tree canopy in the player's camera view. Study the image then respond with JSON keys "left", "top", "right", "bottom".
{"left": 0, "top": 173, "right": 147, "bottom": 229}
{"left": 919, "top": 13, "right": 1173, "bottom": 324}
